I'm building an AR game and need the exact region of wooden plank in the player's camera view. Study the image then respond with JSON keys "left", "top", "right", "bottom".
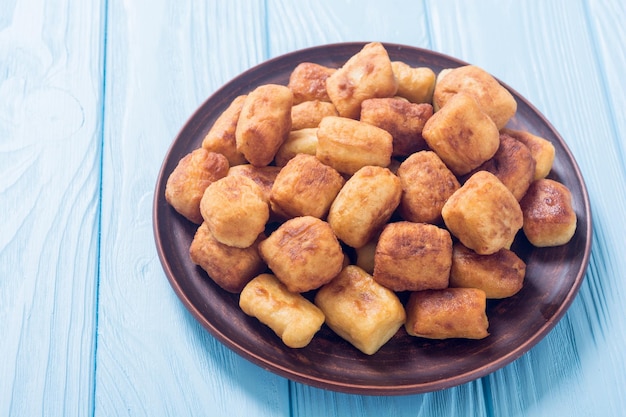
{"left": 94, "top": 1, "right": 290, "bottom": 416}
{"left": 266, "top": 0, "right": 431, "bottom": 57}
{"left": 0, "top": 0, "right": 105, "bottom": 415}
{"left": 428, "top": 0, "right": 626, "bottom": 416}
{"left": 264, "top": 1, "right": 490, "bottom": 416}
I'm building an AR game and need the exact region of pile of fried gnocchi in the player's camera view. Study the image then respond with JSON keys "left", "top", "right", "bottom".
{"left": 165, "top": 42, "right": 577, "bottom": 355}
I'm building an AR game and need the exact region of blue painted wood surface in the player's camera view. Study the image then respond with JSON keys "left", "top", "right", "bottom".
{"left": 1, "top": 0, "right": 625, "bottom": 416}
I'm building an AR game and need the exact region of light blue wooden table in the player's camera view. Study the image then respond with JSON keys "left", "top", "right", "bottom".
{"left": 2, "top": 1, "right": 625, "bottom": 415}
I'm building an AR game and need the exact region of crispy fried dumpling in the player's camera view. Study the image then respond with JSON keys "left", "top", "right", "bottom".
{"left": 405, "top": 288, "right": 489, "bottom": 340}
{"left": 442, "top": 171, "right": 523, "bottom": 255}
{"left": 240, "top": 274, "right": 325, "bottom": 348}
{"left": 315, "top": 265, "right": 405, "bottom": 355}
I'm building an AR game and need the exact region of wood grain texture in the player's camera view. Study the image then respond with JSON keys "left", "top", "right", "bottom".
{"left": 238, "top": 3, "right": 485, "bottom": 416}
{"left": 94, "top": 1, "right": 289, "bottom": 416}
{"left": 427, "top": 1, "right": 626, "bottom": 416}
{"left": 0, "top": 0, "right": 104, "bottom": 416}
{"left": 2, "top": 0, "right": 626, "bottom": 415}
{"left": 266, "top": 0, "right": 431, "bottom": 56}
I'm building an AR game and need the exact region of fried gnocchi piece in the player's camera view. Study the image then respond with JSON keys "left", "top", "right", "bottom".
{"left": 227, "top": 164, "right": 281, "bottom": 202}
{"left": 270, "top": 153, "right": 345, "bottom": 219}
{"left": 520, "top": 179, "right": 577, "bottom": 247}
{"left": 450, "top": 243, "right": 525, "bottom": 299}
{"left": 326, "top": 42, "right": 398, "bottom": 119}
{"left": 502, "top": 128, "right": 556, "bottom": 180}
{"left": 442, "top": 171, "right": 523, "bottom": 255}
{"left": 274, "top": 128, "right": 318, "bottom": 167}
{"left": 422, "top": 93, "right": 500, "bottom": 176}
{"left": 201, "top": 95, "right": 248, "bottom": 166}
{"left": 189, "top": 223, "right": 266, "bottom": 293}
{"left": 470, "top": 133, "right": 536, "bottom": 201}
{"left": 258, "top": 216, "right": 344, "bottom": 293}
{"left": 316, "top": 116, "right": 393, "bottom": 175}
{"left": 391, "top": 61, "right": 436, "bottom": 104}
{"left": 397, "top": 151, "right": 460, "bottom": 224}
{"left": 433, "top": 65, "right": 517, "bottom": 129}
{"left": 291, "top": 100, "right": 338, "bottom": 130}
{"left": 288, "top": 62, "right": 336, "bottom": 104}
{"left": 240, "top": 274, "right": 325, "bottom": 348}
{"left": 235, "top": 84, "right": 293, "bottom": 166}
{"left": 405, "top": 288, "right": 489, "bottom": 340}
{"left": 314, "top": 265, "right": 406, "bottom": 355}
{"left": 165, "top": 148, "right": 229, "bottom": 224}
{"left": 360, "top": 98, "right": 433, "bottom": 157}
{"left": 199, "top": 175, "right": 269, "bottom": 248}
{"left": 374, "top": 222, "right": 452, "bottom": 292}
{"left": 328, "top": 166, "right": 402, "bottom": 248}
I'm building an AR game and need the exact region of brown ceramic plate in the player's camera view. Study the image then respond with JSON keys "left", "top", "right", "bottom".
{"left": 153, "top": 42, "right": 592, "bottom": 395}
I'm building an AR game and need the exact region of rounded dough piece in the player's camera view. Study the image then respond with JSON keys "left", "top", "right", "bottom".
{"left": 325, "top": 42, "right": 398, "bottom": 119}
{"left": 270, "top": 153, "right": 345, "bottom": 219}
{"left": 449, "top": 243, "right": 525, "bottom": 299}
{"left": 235, "top": 84, "right": 293, "bottom": 167}
{"left": 373, "top": 222, "right": 452, "bottom": 292}
{"left": 433, "top": 64, "right": 517, "bottom": 129}
{"left": 165, "top": 148, "right": 229, "bottom": 224}
{"left": 442, "top": 171, "right": 523, "bottom": 255}
{"left": 397, "top": 150, "right": 460, "bottom": 224}
{"left": 422, "top": 93, "right": 499, "bottom": 176}
{"left": 240, "top": 274, "right": 325, "bottom": 348}
{"left": 328, "top": 165, "right": 402, "bottom": 248}
{"left": 258, "top": 216, "right": 344, "bottom": 293}
{"left": 189, "top": 222, "right": 265, "bottom": 293}
{"left": 359, "top": 98, "right": 432, "bottom": 157}
{"left": 199, "top": 175, "right": 269, "bottom": 248}
{"left": 405, "top": 288, "right": 489, "bottom": 340}
{"left": 316, "top": 116, "right": 393, "bottom": 175}
{"left": 520, "top": 178, "right": 577, "bottom": 247}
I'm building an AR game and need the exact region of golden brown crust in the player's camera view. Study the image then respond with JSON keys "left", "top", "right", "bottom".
{"left": 360, "top": 97, "right": 433, "bottom": 157}
{"left": 201, "top": 95, "right": 248, "bottom": 166}
{"left": 328, "top": 166, "right": 402, "bottom": 248}
{"left": 270, "top": 153, "right": 345, "bottom": 219}
{"left": 469, "top": 133, "right": 536, "bottom": 201}
{"left": 274, "top": 128, "right": 318, "bottom": 167}
{"left": 235, "top": 84, "right": 293, "bottom": 166}
{"left": 189, "top": 223, "right": 266, "bottom": 293}
{"left": 373, "top": 222, "right": 452, "bottom": 292}
{"left": 316, "top": 116, "right": 393, "bottom": 175}
{"left": 391, "top": 61, "right": 436, "bottom": 104}
{"left": 199, "top": 175, "right": 269, "bottom": 248}
{"left": 405, "top": 288, "right": 489, "bottom": 340}
{"left": 258, "top": 216, "right": 344, "bottom": 293}
{"left": 397, "top": 150, "right": 460, "bottom": 224}
{"left": 502, "top": 128, "right": 556, "bottom": 180}
{"left": 326, "top": 42, "right": 398, "bottom": 119}
{"left": 520, "top": 179, "right": 577, "bottom": 247}
{"left": 422, "top": 93, "right": 500, "bottom": 176}
{"left": 449, "top": 243, "right": 525, "bottom": 299}
{"left": 441, "top": 170, "right": 523, "bottom": 255}
{"left": 291, "top": 100, "right": 338, "bottom": 130}
{"left": 226, "top": 164, "right": 281, "bottom": 202}
{"left": 288, "top": 62, "right": 336, "bottom": 104}
{"left": 165, "top": 148, "right": 229, "bottom": 224}
{"left": 240, "top": 274, "right": 325, "bottom": 348}
{"left": 433, "top": 65, "right": 517, "bottom": 129}
{"left": 314, "top": 265, "right": 406, "bottom": 355}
